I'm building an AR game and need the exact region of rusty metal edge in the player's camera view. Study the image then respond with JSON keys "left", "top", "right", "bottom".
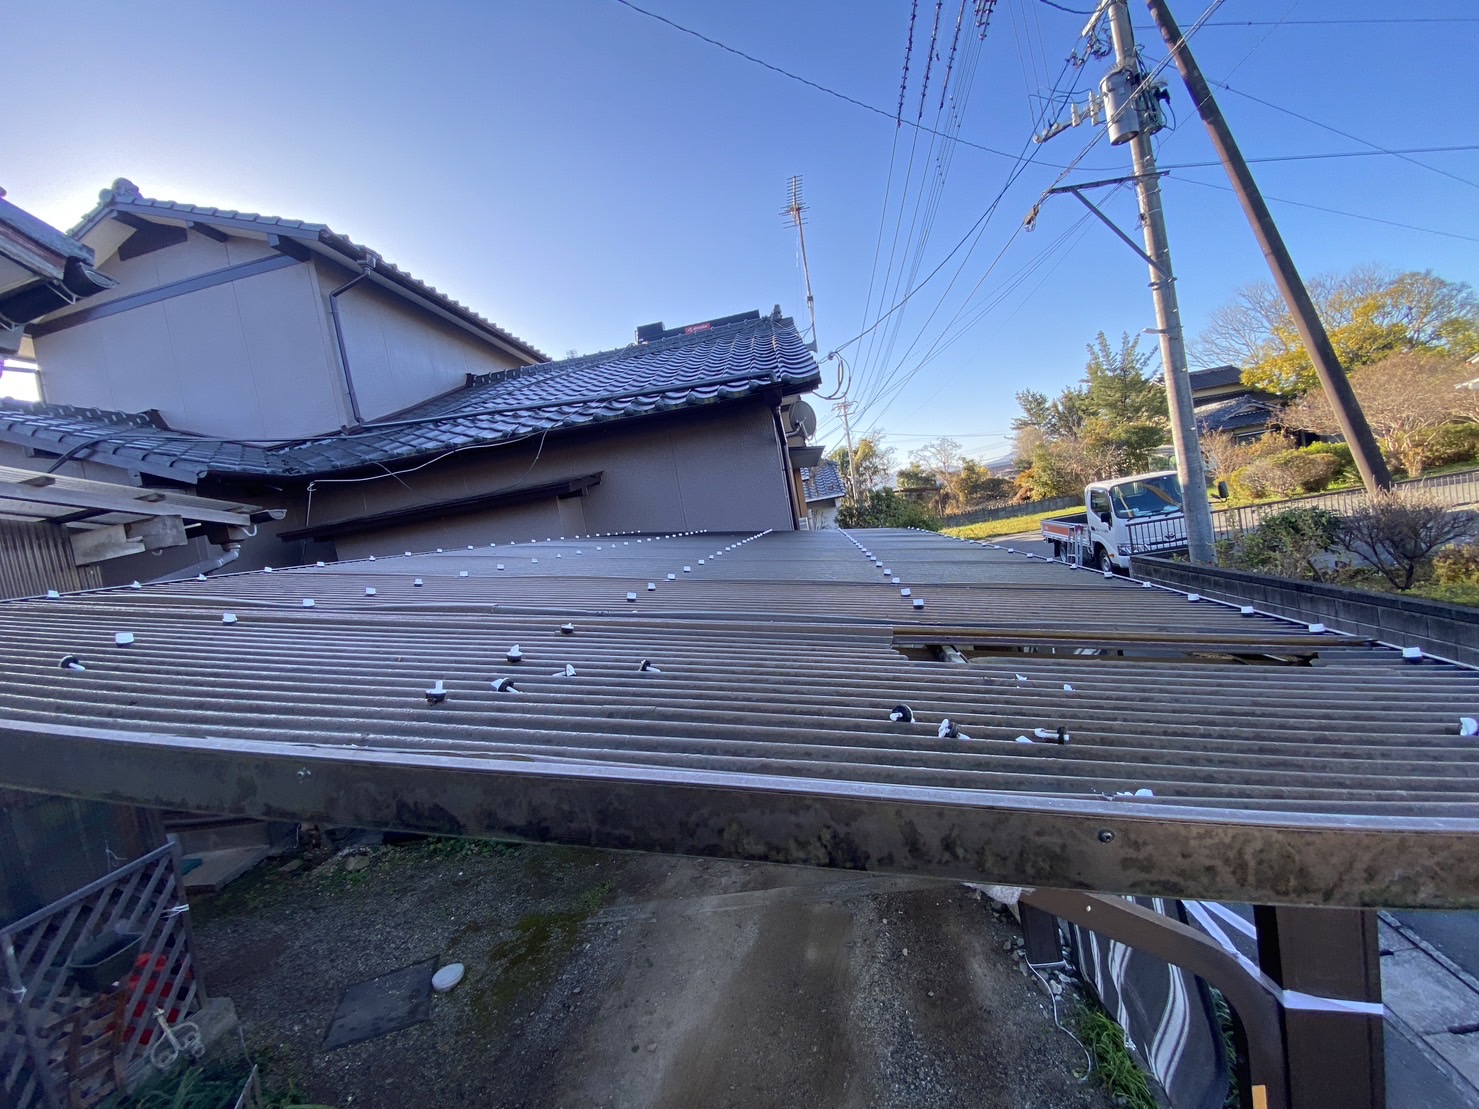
{"left": 4, "top": 718, "right": 1479, "bottom": 909}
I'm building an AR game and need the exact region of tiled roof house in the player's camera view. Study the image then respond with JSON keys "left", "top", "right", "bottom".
{"left": 1189, "top": 364, "right": 1280, "bottom": 440}
{"left": 800, "top": 458, "right": 846, "bottom": 528}
{"left": 6, "top": 181, "right": 822, "bottom": 574}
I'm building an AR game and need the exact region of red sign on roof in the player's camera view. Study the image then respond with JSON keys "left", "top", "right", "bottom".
{"left": 683, "top": 322, "right": 712, "bottom": 335}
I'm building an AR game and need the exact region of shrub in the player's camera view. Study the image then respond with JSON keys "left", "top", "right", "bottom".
{"left": 837, "top": 488, "right": 942, "bottom": 530}
{"left": 1297, "top": 441, "right": 1356, "bottom": 482}
{"left": 1223, "top": 507, "right": 1342, "bottom": 581}
{"left": 1415, "top": 422, "right": 1479, "bottom": 470}
{"left": 1433, "top": 542, "right": 1479, "bottom": 585}
{"left": 1339, "top": 492, "right": 1479, "bottom": 590}
{"left": 1229, "top": 450, "right": 1341, "bottom": 500}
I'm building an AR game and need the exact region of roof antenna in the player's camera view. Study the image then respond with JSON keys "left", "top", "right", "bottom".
{"left": 782, "top": 175, "right": 818, "bottom": 352}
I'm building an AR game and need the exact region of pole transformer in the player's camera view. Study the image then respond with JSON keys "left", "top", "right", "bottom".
{"left": 1142, "top": 0, "right": 1393, "bottom": 494}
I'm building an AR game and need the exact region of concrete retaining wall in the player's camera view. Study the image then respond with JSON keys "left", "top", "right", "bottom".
{"left": 1132, "top": 555, "right": 1479, "bottom": 668}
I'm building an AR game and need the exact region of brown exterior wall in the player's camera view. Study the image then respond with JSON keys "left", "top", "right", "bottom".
{"left": 322, "top": 399, "right": 795, "bottom": 558}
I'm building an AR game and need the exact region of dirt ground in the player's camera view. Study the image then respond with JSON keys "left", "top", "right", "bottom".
{"left": 191, "top": 837, "right": 1113, "bottom": 1109}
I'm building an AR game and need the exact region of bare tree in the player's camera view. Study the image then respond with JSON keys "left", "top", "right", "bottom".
{"left": 1340, "top": 492, "right": 1478, "bottom": 589}
{"left": 1197, "top": 429, "right": 1293, "bottom": 483}
{"left": 1281, "top": 351, "right": 1468, "bottom": 475}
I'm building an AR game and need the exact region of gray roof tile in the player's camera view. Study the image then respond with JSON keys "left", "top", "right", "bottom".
{"left": 801, "top": 459, "right": 846, "bottom": 502}
{"left": 0, "top": 315, "right": 821, "bottom": 480}
{"left": 1189, "top": 365, "right": 1245, "bottom": 391}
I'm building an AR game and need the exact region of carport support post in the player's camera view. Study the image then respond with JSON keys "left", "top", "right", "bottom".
{"left": 1254, "top": 906, "right": 1385, "bottom": 1109}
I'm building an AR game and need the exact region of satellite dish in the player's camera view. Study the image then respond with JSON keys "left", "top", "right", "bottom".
{"left": 788, "top": 399, "right": 817, "bottom": 438}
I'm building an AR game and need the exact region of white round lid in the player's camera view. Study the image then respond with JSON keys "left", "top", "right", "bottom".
{"left": 432, "top": 962, "right": 465, "bottom": 992}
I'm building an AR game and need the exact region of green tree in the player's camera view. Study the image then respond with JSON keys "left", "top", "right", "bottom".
{"left": 1011, "top": 331, "right": 1170, "bottom": 498}
{"left": 1084, "top": 332, "right": 1165, "bottom": 425}
{"left": 836, "top": 488, "right": 941, "bottom": 530}
{"left": 826, "top": 435, "right": 895, "bottom": 495}
{"left": 894, "top": 463, "right": 937, "bottom": 490}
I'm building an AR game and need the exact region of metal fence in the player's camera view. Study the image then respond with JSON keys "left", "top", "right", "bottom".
{"left": 1, "top": 843, "right": 203, "bottom": 1109}
{"left": 1211, "top": 465, "right": 1479, "bottom": 540}
{"left": 946, "top": 466, "right": 1479, "bottom": 539}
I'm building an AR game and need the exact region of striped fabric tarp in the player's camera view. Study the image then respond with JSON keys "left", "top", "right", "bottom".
{"left": 1067, "top": 898, "right": 1230, "bottom": 1109}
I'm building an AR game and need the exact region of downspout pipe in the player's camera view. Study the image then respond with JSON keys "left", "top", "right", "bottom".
{"left": 771, "top": 403, "right": 801, "bottom": 531}
{"left": 327, "top": 253, "right": 378, "bottom": 428}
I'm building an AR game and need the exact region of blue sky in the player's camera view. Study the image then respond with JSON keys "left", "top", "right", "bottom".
{"left": 8, "top": 1, "right": 1477, "bottom": 465}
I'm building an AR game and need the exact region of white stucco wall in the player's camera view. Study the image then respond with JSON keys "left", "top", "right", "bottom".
{"left": 35, "top": 229, "right": 346, "bottom": 439}
{"left": 321, "top": 259, "right": 531, "bottom": 421}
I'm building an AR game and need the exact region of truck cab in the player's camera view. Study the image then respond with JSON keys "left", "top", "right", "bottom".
{"left": 1041, "top": 470, "right": 1188, "bottom": 572}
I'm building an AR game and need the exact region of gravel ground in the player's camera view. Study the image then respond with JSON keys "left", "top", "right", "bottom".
{"left": 192, "top": 837, "right": 1113, "bottom": 1109}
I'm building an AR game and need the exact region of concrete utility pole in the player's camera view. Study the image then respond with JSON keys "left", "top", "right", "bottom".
{"left": 834, "top": 398, "right": 859, "bottom": 500}
{"left": 1102, "top": 0, "right": 1216, "bottom": 563}
{"left": 1142, "top": 0, "right": 1393, "bottom": 495}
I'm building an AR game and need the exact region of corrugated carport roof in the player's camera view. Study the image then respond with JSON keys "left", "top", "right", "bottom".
{"left": 3, "top": 529, "right": 1478, "bottom": 907}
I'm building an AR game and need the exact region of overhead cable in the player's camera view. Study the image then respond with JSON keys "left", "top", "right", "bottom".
{"left": 609, "top": 0, "right": 1045, "bottom": 163}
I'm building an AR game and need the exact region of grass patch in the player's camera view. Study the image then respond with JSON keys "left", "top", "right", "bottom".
{"left": 414, "top": 834, "right": 523, "bottom": 861}
{"left": 1076, "top": 998, "right": 1159, "bottom": 1109}
{"left": 1210, "top": 989, "right": 1241, "bottom": 1109}
{"left": 465, "top": 877, "right": 616, "bottom": 1026}
{"left": 1406, "top": 580, "right": 1479, "bottom": 607}
{"left": 944, "top": 509, "right": 1069, "bottom": 540}
{"left": 104, "top": 1061, "right": 334, "bottom": 1109}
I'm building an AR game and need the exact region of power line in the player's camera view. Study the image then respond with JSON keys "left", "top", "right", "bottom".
{"left": 1156, "top": 145, "right": 1479, "bottom": 171}
{"left": 610, "top": 0, "right": 1039, "bottom": 162}
{"left": 1210, "top": 81, "right": 1479, "bottom": 191}
{"left": 852, "top": 31, "right": 1084, "bottom": 412}
{"left": 1032, "top": 1, "right": 1479, "bottom": 27}
{"left": 1165, "top": 17, "right": 1479, "bottom": 26}
{"left": 1171, "top": 173, "right": 1479, "bottom": 244}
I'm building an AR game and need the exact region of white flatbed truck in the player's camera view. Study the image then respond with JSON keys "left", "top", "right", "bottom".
{"left": 1040, "top": 470, "right": 1191, "bottom": 573}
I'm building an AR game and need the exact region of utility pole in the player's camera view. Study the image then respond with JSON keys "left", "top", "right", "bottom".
{"left": 1142, "top": 0, "right": 1393, "bottom": 494}
{"left": 1104, "top": 0, "right": 1215, "bottom": 563}
{"left": 834, "top": 398, "right": 859, "bottom": 500}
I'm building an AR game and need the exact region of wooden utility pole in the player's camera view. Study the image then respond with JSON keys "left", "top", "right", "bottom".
{"left": 1143, "top": 0, "right": 1393, "bottom": 494}
{"left": 1103, "top": 0, "right": 1217, "bottom": 564}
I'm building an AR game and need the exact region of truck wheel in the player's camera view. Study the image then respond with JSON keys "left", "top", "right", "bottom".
{"left": 1095, "top": 546, "right": 1116, "bottom": 574}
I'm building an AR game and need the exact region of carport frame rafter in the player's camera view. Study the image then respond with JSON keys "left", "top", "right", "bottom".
{"left": 4, "top": 720, "right": 1478, "bottom": 910}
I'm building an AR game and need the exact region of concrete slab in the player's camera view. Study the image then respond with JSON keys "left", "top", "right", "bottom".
{"left": 323, "top": 960, "right": 434, "bottom": 1050}
{"left": 1380, "top": 920, "right": 1416, "bottom": 954}
{"left": 1383, "top": 949, "right": 1479, "bottom": 1034}
{"left": 1427, "top": 1033, "right": 1479, "bottom": 1093}
{"left": 182, "top": 845, "right": 270, "bottom": 894}
{"left": 1386, "top": 1023, "right": 1479, "bottom": 1109}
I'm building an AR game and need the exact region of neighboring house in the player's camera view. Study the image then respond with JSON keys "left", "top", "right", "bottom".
{"left": 1188, "top": 364, "right": 1280, "bottom": 442}
{"left": 1, "top": 182, "right": 822, "bottom": 575}
{"left": 28, "top": 178, "right": 546, "bottom": 440}
{"left": 800, "top": 458, "right": 845, "bottom": 529}
{"left": 0, "top": 188, "right": 118, "bottom": 401}
{"left": 0, "top": 188, "right": 116, "bottom": 357}
{"left": 0, "top": 195, "right": 276, "bottom": 593}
